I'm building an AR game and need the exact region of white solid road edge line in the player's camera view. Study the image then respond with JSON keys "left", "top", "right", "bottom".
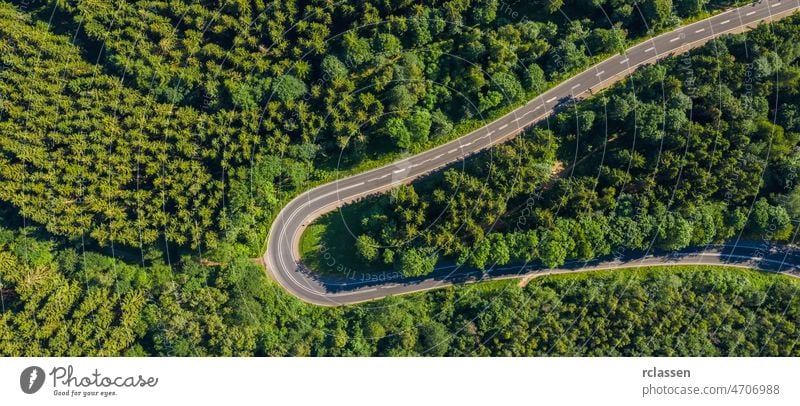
{"left": 267, "top": 2, "right": 800, "bottom": 304}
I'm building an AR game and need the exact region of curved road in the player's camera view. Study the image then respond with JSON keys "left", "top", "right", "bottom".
{"left": 265, "top": 0, "right": 800, "bottom": 306}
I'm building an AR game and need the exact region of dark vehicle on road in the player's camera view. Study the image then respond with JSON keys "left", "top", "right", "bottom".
{"left": 554, "top": 95, "right": 576, "bottom": 111}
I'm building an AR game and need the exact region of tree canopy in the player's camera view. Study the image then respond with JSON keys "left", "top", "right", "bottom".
{"left": 312, "top": 14, "right": 800, "bottom": 276}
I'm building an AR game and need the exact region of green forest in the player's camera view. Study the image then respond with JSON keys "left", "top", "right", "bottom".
{"left": 2, "top": 226, "right": 799, "bottom": 356}
{"left": 308, "top": 13, "right": 800, "bottom": 277}
{"left": 1, "top": 0, "right": 799, "bottom": 356}
{"left": 0, "top": 0, "right": 744, "bottom": 256}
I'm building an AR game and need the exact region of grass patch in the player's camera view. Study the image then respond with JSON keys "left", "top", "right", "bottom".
{"left": 299, "top": 224, "right": 325, "bottom": 262}
{"left": 533, "top": 264, "right": 797, "bottom": 290}
{"left": 299, "top": 198, "right": 394, "bottom": 277}
{"left": 413, "top": 264, "right": 799, "bottom": 302}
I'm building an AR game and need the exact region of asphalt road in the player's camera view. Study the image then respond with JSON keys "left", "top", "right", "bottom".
{"left": 264, "top": 0, "right": 800, "bottom": 306}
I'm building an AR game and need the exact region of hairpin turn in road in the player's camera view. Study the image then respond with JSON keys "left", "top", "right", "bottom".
{"left": 264, "top": 0, "right": 800, "bottom": 306}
